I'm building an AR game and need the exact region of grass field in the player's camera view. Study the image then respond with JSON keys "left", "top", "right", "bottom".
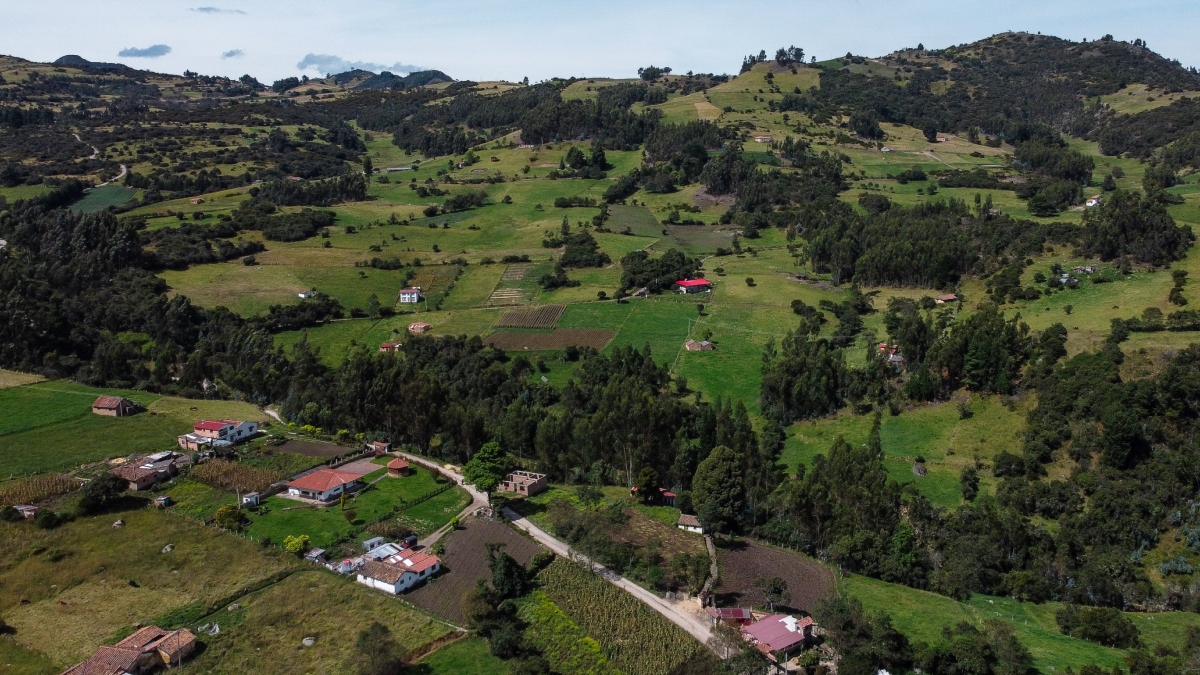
{"left": 0, "top": 507, "right": 296, "bottom": 668}
{"left": 846, "top": 573, "right": 1200, "bottom": 672}
{"left": 68, "top": 185, "right": 139, "bottom": 213}
{"left": 242, "top": 466, "right": 468, "bottom": 547}
{"left": 0, "top": 381, "right": 266, "bottom": 478}
{"left": 186, "top": 570, "right": 455, "bottom": 673}
{"left": 0, "top": 369, "right": 44, "bottom": 389}
{"left": 418, "top": 637, "right": 509, "bottom": 674}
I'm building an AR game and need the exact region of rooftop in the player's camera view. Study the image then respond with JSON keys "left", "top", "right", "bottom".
{"left": 743, "top": 614, "right": 813, "bottom": 653}
{"left": 91, "top": 395, "right": 130, "bottom": 410}
{"left": 678, "top": 513, "right": 702, "bottom": 528}
{"left": 287, "top": 468, "right": 361, "bottom": 492}
{"left": 676, "top": 279, "right": 712, "bottom": 287}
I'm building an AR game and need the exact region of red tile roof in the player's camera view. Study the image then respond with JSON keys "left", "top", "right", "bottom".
{"left": 387, "top": 458, "right": 409, "bottom": 470}
{"left": 153, "top": 628, "right": 196, "bottom": 657}
{"left": 116, "top": 625, "right": 167, "bottom": 650}
{"left": 399, "top": 550, "right": 440, "bottom": 573}
{"left": 62, "top": 646, "right": 139, "bottom": 675}
{"left": 194, "top": 420, "right": 229, "bottom": 431}
{"left": 287, "top": 468, "right": 361, "bottom": 492}
{"left": 92, "top": 395, "right": 130, "bottom": 410}
{"left": 111, "top": 463, "right": 159, "bottom": 482}
{"left": 678, "top": 513, "right": 702, "bottom": 528}
{"left": 676, "top": 279, "right": 711, "bottom": 287}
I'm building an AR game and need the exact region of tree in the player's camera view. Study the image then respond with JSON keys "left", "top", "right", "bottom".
{"left": 692, "top": 445, "right": 745, "bottom": 534}
{"left": 283, "top": 534, "right": 310, "bottom": 555}
{"left": 960, "top": 466, "right": 980, "bottom": 502}
{"left": 78, "top": 472, "right": 127, "bottom": 513}
{"left": 0, "top": 506, "right": 21, "bottom": 522}
{"left": 635, "top": 466, "right": 660, "bottom": 503}
{"left": 487, "top": 542, "right": 528, "bottom": 600}
{"left": 214, "top": 504, "right": 244, "bottom": 530}
{"left": 575, "top": 483, "right": 603, "bottom": 508}
{"left": 363, "top": 156, "right": 374, "bottom": 176}
{"left": 463, "top": 440, "right": 508, "bottom": 495}
{"left": 756, "top": 576, "right": 791, "bottom": 611}
{"left": 354, "top": 622, "right": 407, "bottom": 675}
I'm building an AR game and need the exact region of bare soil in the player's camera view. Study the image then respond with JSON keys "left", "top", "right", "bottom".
{"left": 714, "top": 539, "right": 836, "bottom": 613}
{"left": 613, "top": 509, "right": 707, "bottom": 559}
{"left": 408, "top": 517, "right": 544, "bottom": 624}
{"left": 272, "top": 440, "right": 346, "bottom": 458}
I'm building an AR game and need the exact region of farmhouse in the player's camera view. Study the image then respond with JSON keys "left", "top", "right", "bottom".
{"left": 753, "top": 135, "right": 772, "bottom": 143}
{"left": 92, "top": 395, "right": 137, "bottom": 417}
{"left": 676, "top": 279, "right": 712, "bottom": 294}
{"left": 368, "top": 440, "right": 392, "bottom": 454}
{"left": 742, "top": 614, "right": 814, "bottom": 660}
{"left": 1086, "top": 195, "right": 1103, "bottom": 208}
{"left": 408, "top": 321, "right": 431, "bottom": 334}
{"left": 677, "top": 513, "right": 704, "bottom": 534}
{"left": 387, "top": 457, "right": 410, "bottom": 477}
{"left": 934, "top": 293, "right": 958, "bottom": 304}
{"left": 286, "top": 468, "right": 362, "bottom": 502}
{"left": 356, "top": 544, "right": 442, "bottom": 594}
{"left": 379, "top": 342, "right": 401, "bottom": 353}
{"left": 63, "top": 625, "right": 196, "bottom": 675}
{"left": 111, "top": 451, "right": 185, "bottom": 491}
{"left": 178, "top": 419, "right": 258, "bottom": 451}
{"left": 498, "top": 470, "right": 548, "bottom": 496}
{"left": 684, "top": 339, "right": 714, "bottom": 352}
{"left": 398, "top": 287, "right": 422, "bottom": 303}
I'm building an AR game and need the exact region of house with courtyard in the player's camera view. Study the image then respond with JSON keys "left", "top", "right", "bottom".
{"left": 92, "top": 395, "right": 138, "bottom": 417}
{"left": 285, "top": 468, "right": 363, "bottom": 502}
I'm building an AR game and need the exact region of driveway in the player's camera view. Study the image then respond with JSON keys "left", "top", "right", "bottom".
{"left": 394, "top": 451, "right": 488, "bottom": 548}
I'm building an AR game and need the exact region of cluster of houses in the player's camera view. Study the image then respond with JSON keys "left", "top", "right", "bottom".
{"left": 707, "top": 609, "right": 819, "bottom": 666}
{"left": 62, "top": 625, "right": 195, "bottom": 675}
{"left": 355, "top": 536, "right": 442, "bottom": 594}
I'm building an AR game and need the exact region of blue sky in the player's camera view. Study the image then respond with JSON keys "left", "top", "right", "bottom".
{"left": 4, "top": 0, "right": 1198, "bottom": 83}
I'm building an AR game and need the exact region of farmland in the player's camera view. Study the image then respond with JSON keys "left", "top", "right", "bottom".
{"left": 496, "top": 304, "right": 566, "bottom": 329}
{"left": 0, "top": 381, "right": 266, "bottom": 478}
{"left": 0, "top": 507, "right": 296, "bottom": 669}
{"left": 68, "top": 185, "right": 138, "bottom": 213}
{"left": 483, "top": 327, "right": 615, "bottom": 351}
{"left": 535, "top": 558, "right": 719, "bottom": 675}
{"left": 714, "top": 540, "right": 836, "bottom": 613}
{"left": 408, "top": 516, "right": 544, "bottom": 624}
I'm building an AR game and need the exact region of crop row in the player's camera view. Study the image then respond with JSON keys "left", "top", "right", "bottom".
{"left": 191, "top": 460, "right": 284, "bottom": 494}
{"left": 0, "top": 474, "right": 78, "bottom": 506}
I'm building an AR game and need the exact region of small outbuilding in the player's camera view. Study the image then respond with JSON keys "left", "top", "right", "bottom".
{"left": 242, "top": 492, "right": 261, "bottom": 507}
{"left": 677, "top": 513, "right": 704, "bottom": 534}
{"left": 379, "top": 342, "right": 401, "bottom": 353}
{"left": 387, "top": 457, "right": 411, "bottom": 477}
{"left": 498, "top": 470, "right": 548, "bottom": 496}
{"left": 408, "top": 321, "right": 431, "bottom": 334}
{"left": 684, "top": 339, "right": 714, "bottom": 352}
{"left": 368, "top": 440, "right": 393, "bottom": 455}
{"left": 934, "top": 293, "right": 958, "bottom": 305}
{"left": 707, "top": 607, "right": 754, "bottom": 627}
{"left": 92, "top": 395, "right": 138, "bottom": 417}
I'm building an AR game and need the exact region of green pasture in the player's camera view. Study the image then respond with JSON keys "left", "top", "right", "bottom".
{"left": 846, "top": 573, "right": 1200, "bottom": 673}
{"left": 0, "top": 381, "right": 264, "bottom": 478}
{"left": 420, "top": 637, "right": 510, "bottom": 674}
{"left": 242, "top": 466, "right": 467, "bottom": 547}
{"left": 68, "top": 185, "right": 139, "bottom": 213}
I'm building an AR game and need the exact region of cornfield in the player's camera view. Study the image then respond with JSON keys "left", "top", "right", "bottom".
{"left": 0, "top": 475, "right": 78, "bottom": 505}
{"left": 536, "top": 558, "right": 711, "bottom": 675}
{"left": 191, "top": 460, "right": 284, "bottom": 494}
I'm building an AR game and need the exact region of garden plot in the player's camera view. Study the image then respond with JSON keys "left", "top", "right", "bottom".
{"left": 483, "top": 328, "right": 614, "bottom": 351}
{"left": 485, "top": 263, "right": 546, "bottom": 307}
{"left": 496, "top": 305, "right": 566, "bottom": 329}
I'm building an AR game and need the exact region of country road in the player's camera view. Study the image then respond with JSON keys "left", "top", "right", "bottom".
{"left": 72, "top": 132, "right": 127, "bottom": 186}
{"left": 393, "top": 450, "right": 488, "bottom": 548}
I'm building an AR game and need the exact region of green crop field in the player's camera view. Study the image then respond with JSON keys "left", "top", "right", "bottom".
{"left": 420, "top": 637, "right": 510, "bottom": 674}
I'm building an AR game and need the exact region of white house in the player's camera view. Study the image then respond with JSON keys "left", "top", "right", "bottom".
{"left": 398, "top": 287, "right": 422, "bottom": 304}
{"left": 286, "top": 468, "right": 362, "bottom": 502}
{"left": 678, "top": 513, "right": 704, "bottom": 534}
{"left": 178, "top": 419, "right": 258, "bottom": 452}
{"left": 356, "top": 548, "right": 441, "bottom": 594}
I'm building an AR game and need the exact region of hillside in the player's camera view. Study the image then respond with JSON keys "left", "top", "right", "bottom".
{"left": 2, "top": 29, "right": 1200, "bottom": 675}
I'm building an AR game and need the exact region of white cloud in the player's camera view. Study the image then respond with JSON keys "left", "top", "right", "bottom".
{"left": 221, "top": 49, "right": 244, "bottom": 59}
{"left": 118, "top": 44, "right": 171, "bottom": 58}
{"left": 296, "top": 53, "right": 423, "bottom": 76}
{"left": 191, "top": 7, "right": 246, "bottom": 14}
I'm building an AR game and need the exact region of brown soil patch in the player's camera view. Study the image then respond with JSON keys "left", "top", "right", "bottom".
{"left": 408, "top": 517, "right": 544, "bottom": 624}
{"left": 612, "top": 510, "right": 706, "bottom": 559}
{"left": 273, "top": 440, "right": 346, "bottom": 458}
{"left": 483, "top": 328, "right": 614, "bottom": 351}
{"left": 715, "top": 540, "right": 835, "bottom": 613}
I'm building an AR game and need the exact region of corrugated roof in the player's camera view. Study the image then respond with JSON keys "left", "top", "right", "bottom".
{"left": 193, "top": 420, "right": 229, "bottom": 431}
{"left": 743, "top": 614, "right": 811, "bottom": 653}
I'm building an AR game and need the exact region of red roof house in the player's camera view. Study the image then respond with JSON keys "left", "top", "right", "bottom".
{"left": 92, "top": 395, "right": 137, "bottom": 417}
{"left": 675, "top": 279, "right": 712, "bottom": 294}
{"left": 742, "top": 614, "right": 815, "bottom": 658}
{"left": 286, "top": 468, "right": 362, "bottom": 502}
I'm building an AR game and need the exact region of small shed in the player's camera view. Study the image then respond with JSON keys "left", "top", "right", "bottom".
{"left": 241, "top": 492, "right": 260, "bottom": 507}
{"left": 387, "top": 458, "right": 410, "bottom": 477}
{"left": 379, "top": 342, "right": 401, "bottom": 353}
{"left": 304, "top": 548, "right": 327, "bottom": 563}
{"left": 362, "top": 536, "right": 386, "bottom": 552}
{"left": 408, "top": 322, "right": 431, "bottom": 334}
{"left": 934, "top": 293, "right": 958, "bottom": 305}
{"left": 368, "top": 440, "right": 392, "bottom": 455}
{"left": 92, "top": 396, "right": 137, "bottom": 417}
{"left": 678, "top": 513, "right": 704, "bottom": 534}
{"left": 684, "top": 339, "right": 714, "bottom": 352}
{"left": 707, "top": 607, "right": 754, "bottom": 627}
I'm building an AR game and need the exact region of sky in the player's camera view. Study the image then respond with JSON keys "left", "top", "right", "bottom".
{"left": 4, "top": 0, "right": 1199, "bottom": 83}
